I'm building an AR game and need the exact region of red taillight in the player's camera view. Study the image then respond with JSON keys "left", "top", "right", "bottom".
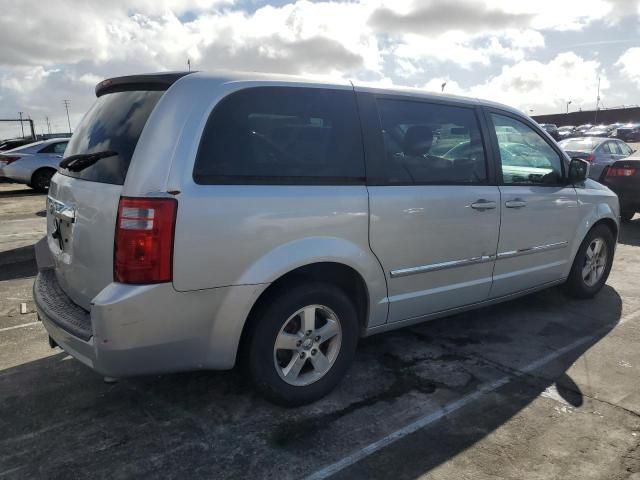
{"left": 606, "top": 167, "right": 637, "bottom": 177}
{"left": 585, "top": 154, "right": 595, "bottom": 163}
{"left": 114, "top": 197, "right": 177, "bottom": 284}
{"left": 1, "top": 155, "right": 21, "bottom": 165}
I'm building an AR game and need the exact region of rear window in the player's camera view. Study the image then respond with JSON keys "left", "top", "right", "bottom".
{"left": 61, "top": 90, "right": 163, "bottom": 185}
{"left": 559, "top": 139, "right": 595, "bottom": 152}
{"left": 193, "top": 87, "right": 365, "bottom": 184}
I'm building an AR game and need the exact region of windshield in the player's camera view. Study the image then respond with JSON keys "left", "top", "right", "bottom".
{"left": 559, "top": 139, "right": 596, "bottom": 152}
{"left": 61, "top": 90, "right": 163, "bottom": 185}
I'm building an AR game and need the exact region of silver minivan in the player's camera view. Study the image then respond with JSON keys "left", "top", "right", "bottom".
{"left": 34, "top": 72, "right": 619, "bottom": 405}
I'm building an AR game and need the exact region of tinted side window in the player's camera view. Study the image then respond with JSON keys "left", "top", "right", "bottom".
{"left": 618, "top": 142, "right": 632, "bottom": 156}
{"left": 39, "top": 143, "right": 57, "bottom": 153}
{"left": 194, "top": 87, "right": 364, "bottom": 184}
{"left": 40, "top": 142, "right": 68, "bottom": 154}
{"left": 491, "top": 113, "right": 563, "bottom": 185}
{"left": 602, "top": 142, "right": 617, "bottom": 154}
{"left": 54, "top": 142, "right": 68, "bottom": 154}
{"left": 609, "top": 142, "right": 623, "bottom": 155}
{"left": 376, "top": 99, "right": 487, "bottom": 184}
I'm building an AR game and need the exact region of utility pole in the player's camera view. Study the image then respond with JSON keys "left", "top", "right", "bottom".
{"left": 46, "top": 116, "right": 51, "bottom": 135}
{"left": 18, "top": 112, "right": 25, "bottom": 138}
{"left": 63, "top": 99, "right": 72, "bottom": 134}
{"left": 594, "top": 76, "right": 601, "bottom": 124}
{"left": 187, "top": 58, "right": 191, "bottom": 72}
{"left": 566, "top": 100, "right": 572, "bottom": 114}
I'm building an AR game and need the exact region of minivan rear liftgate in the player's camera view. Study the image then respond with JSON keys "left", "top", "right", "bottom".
{"left": 40, "top": 74, "right": 190, "bottom": 317}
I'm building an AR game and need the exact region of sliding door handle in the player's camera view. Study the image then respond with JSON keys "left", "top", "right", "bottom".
{"left": 505, "top": 199, "right": 527, "bottom": 209}
{"left": 470, "top": 199, "right": 497, "bottom": 211}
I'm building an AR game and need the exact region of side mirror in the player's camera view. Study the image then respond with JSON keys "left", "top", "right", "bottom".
{"left": 568, "top": 157, "right": 590, "bottom": 183}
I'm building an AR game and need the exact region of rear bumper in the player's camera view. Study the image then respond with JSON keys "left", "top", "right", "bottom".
{"left": 34, "top": 254, "right": 267, "bottom": 377}
{"left": 0, "top": 164, "right": 30, "bottom": 183}
{"left": 602, "top": 180, "right": 640, "bottom": 210}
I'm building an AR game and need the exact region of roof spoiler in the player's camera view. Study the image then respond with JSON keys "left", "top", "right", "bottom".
{"left": 95, "top": 72, "right": 194, "bottom": 97}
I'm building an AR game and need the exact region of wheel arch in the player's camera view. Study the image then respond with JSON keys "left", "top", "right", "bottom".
{"left": 238, "top": 262, "right": 371, "bottom": 359}
{"left": 564, "top": 198, "right": 619, "bottom": 280}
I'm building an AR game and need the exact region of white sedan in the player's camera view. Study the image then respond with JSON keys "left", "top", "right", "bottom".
{"left": 0, "top": 138, "right": 68, "bottom": 191}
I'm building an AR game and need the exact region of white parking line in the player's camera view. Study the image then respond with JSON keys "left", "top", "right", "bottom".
{"left": 305, "top": 314, "right": 635, "bottom": 480}
{"left": 0, "top": 321, "right": 40, "bottom": 333}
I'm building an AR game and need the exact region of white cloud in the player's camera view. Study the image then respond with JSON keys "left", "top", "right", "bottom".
{"left": 616, "top": 47, "right": 640, "bottom": 88}
{"left": 0, "top": 0, "right": 638, "bottom": 139}
{"left": 466, "top": 52, "right": 607, "bottom": 114}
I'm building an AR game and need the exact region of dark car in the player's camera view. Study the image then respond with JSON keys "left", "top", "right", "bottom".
{"left": 583, "top": 125, "right": 616, "bottom": 138}
{"left": 557, "top": 125, "right": 576, "bottom": 140}
{"left": 613, "top": 123, "right": 640, "bottom": 142}
{"left": 538, "top": 123, "right": 559, "bottom": 140}
{"left": 600, "top": 154, "right": 640, "bottom": 222}
{"left": 0, "top": 138, "right": 32, "bottom": 152}
{"left": 575, "top": 124, "right": 593, "bottom": 135}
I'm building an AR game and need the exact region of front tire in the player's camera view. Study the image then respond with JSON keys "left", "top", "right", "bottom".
{"left": 245, "top": 282, "right": 359, "bottom": 406}
{"left": 564, "top": 225, "right": 615, "bottom": 299}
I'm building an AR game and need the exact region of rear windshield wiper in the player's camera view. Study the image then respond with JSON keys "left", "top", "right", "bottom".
{"left": 59, "top": 150, "right": 118, "bottom": 172}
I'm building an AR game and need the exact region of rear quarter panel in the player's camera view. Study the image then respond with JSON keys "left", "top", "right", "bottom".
{"left": 172, "top": 184, "right": 388, "bottom": 328}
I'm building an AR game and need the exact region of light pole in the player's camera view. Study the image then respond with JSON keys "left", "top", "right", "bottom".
{"left": 566, "top": 100, "right": 572, "bottom": 114}
{"left": 441, "top": 82, "right": 447, "bottom": 93}
{"left": 18, "top": 111, "right": 25, "bottom": 138}
{"left": 594, "top": 76, "right": 601, "bottom": 124}
{"left": 63, "top": 99, "right": 72, "bottom": 134}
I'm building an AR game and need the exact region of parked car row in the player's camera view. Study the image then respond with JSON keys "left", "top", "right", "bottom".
{"left": 0, "top": 137, "right": 35, "bottom": 152}
{"left": 539, "top": 122, "right": 640, "bottom": 141}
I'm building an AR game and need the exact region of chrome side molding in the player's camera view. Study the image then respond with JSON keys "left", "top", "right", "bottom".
{"left": 390, "top": 241, "right": 569, "bottom": 278}
{"left": 390, "top": 255, "right": 496, "bottom": 278}
{"left": 496, "top": 241, "right": 568, "bottom": 259}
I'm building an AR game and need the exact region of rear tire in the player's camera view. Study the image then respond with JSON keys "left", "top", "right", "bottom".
{"left": 621, "top": 210, "right": 635, "bottom": 223}
{"left": 31, "top": 168, "right": 55, "bottom": 192}
{"left": 244, "top": 282, "right": 359, "bottom": 406}
{"left": 564, "top": 225, "right": 615, "bottom": 299}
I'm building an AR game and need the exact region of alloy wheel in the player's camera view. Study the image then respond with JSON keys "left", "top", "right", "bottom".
{"left": 273, "top": 304, "right": 342, "bottom": 387}
{"left": 582, "top": 237, "right": 608, "bottom": 287}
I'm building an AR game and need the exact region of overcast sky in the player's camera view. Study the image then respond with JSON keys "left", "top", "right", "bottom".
{"left": 1, "top": 0, "right": 639, "bottom": 139}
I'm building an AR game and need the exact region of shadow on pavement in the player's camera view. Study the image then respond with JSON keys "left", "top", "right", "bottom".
{"left": 0, "top": 285, "right": 622, "bottom": 479}
{"left": 0, "top": 188, "right": 43, "bottom": 198}
{"left": 618, "top": 218, "right": 640, "bottom": 247}
{"left": 0, "top": 245, "right": 35, "bottom": 270}
{"left": 0, "top": 259, "right": 37, "bottom": 282}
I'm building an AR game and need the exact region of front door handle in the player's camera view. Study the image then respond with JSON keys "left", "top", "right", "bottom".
{"left": 505, "top": 198, "right": 527, "bottom": 209}
{"left": 470, "top": 199, "right": 497, "bottom": 211}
